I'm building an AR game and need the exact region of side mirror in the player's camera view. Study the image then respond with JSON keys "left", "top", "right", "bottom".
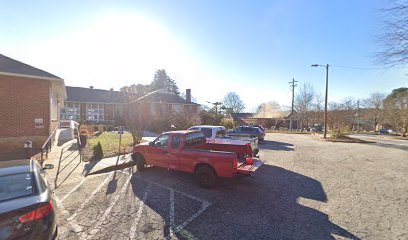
{"left": 43, "top": 164, "right": 54, "bottom": 170}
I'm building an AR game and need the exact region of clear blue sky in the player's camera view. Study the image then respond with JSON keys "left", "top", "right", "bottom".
{"left": 1, "top": 0, "right": 406, "bottom": 111}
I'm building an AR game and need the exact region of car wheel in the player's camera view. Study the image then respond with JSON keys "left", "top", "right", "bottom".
{"left": 195, "top": 165, "right": 217, "bottom": 189}
{"left": 131, "top": 153, "right": 145, "bottom": 171}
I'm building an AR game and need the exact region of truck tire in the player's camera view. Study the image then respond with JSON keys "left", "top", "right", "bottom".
{"left": 195, "top": 165, "right": 217, "bottom": 189}
{"left": 131, "top": 153, "right": 145, "bottom": 171}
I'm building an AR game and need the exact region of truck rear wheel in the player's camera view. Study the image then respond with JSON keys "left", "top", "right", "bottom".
{"left": 195, "top": 165, "right": 217, "bottom": 189}
{"left": 131, "top": 153, "right": 145, "bottom": 171}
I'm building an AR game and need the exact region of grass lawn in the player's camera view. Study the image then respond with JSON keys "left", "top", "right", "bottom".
{"left": 88, "top": 131, "right": 135, "bottom": 159}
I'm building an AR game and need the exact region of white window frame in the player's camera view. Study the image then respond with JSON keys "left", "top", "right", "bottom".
{"left": 60, "top": 102, "right": 80, "bottom": 120}
{"left": 86, "top": 103, "right": 104, "bottom": 122}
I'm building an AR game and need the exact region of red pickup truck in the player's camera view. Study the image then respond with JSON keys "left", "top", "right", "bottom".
{"left": 131, "top": 130, "right": 263, "bottom": 188}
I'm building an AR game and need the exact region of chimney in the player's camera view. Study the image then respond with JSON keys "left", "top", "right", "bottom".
{"left": 186, "top": 89, "right": 191, "bottom": 102}
{"left": 89, "top": 86, "right": 94, "bottom": 89}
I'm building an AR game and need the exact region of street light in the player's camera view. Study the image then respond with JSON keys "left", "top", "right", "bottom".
{"left": 311, "top": 64, "right": 329, "bottom": 139}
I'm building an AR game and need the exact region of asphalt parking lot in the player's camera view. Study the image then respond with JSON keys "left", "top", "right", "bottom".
{"left": 50, "top": 133, "right": 408, "bottom": 240}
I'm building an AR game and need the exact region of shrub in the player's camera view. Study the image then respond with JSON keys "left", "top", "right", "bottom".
{"left": 221, "top": 118, "right": 235, "bottom": 130}
{"left": 93, "top": 125, "right": 99, "bottom": 132}
{"left": 93, "top": 141, "right": 103, "bottom": 159}
{"left": 107, "top": 125, "right": 114, "bottom": 131}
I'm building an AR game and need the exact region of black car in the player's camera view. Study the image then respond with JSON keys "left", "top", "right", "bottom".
{"left": 0, "top": 159, "right": 57, "bottom": 240}
{"left": 228, "top": 126, "right": 266, "bottom": 141}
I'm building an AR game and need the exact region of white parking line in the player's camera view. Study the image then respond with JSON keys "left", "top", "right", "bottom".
{"left": 54, "top": 194, "right": 84, "bottom": 237}
{"left": 86, "top": 172, "right": 133, "bottom": 239}
{"left": 129, "top": 183, "right": 151, "bottom": 239}
{"left": 67, "top": 172, "right": 114, "bottom": 222}
{"left": 174, "top": 201, "right": 211, "bottom": 233}
{"left": 60, "top": 177, "right": 88, "bottom": 203}
{"left": 169, "top": 190, "right": 175, "bottom": 239}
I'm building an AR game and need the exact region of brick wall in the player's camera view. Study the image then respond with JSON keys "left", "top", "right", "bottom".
{"left": 0, "top": 75, "right": 51, "bottom": 137}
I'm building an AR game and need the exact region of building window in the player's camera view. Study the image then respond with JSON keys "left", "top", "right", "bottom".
{"left": 150, "top": 104, "right": 155, "bottom": 116}
{"left": 60, "top": 102, "right": 80, "bottom": 120}
{"left": 172, "top": 104, "right": 183, "bottom": 113}
{"left": 86, "top": 104, "right": 104, "bottom": 122}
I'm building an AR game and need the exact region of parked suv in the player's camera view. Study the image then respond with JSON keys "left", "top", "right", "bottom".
{"left": 228, "top": 126, "right": 265, "bottom": 141}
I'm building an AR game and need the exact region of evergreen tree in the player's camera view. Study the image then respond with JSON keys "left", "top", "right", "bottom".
{"left": 150, "top": 69, "right": 180, "bottom": 95}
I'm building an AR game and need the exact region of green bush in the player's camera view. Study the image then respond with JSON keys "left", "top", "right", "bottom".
{"left": 106, "top": 125, "right": 114, "bottom": 131}
{"left": 221, "top": 118, "right": 235, "bottom": 130}
{"left": 93, "top": 141, "right": 103, "bottom": 159}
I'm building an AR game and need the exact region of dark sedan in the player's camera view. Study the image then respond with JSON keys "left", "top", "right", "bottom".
{"left": 0, "top": 159, "right": 57, "bottom": 240}
{"left": 228, "top": 126, "right": 265, "bottom": 141}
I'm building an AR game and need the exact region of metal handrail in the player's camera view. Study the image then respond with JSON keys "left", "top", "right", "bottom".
{"left": 40, "top": 121, "right": 60, "bottom": 165}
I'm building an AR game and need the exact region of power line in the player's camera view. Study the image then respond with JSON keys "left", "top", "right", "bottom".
{"left": 331, "top": 64, "right": 406, "bottom": 70}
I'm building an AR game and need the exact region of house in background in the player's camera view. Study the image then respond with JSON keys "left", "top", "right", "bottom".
{"left": 0, "top": 54, "right": 66, "bottom": 158}
{"left": 232, "top": 111, "right": 298, "bottom": 129}
{"left": 62, "top": 87, "right": 199, "bottom": 126}
{"left": 61, "top": 86, "right": 128, "bottom": 123}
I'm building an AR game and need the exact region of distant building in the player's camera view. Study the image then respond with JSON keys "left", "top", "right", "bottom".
{"left": 0, "top": 54, "right": 66, "bottom": 157}
{"left": 61, "top": 87, "right": 199, "bottom": 125}
{"left": 231, "top": 111, "right": 298, "bottom": 129}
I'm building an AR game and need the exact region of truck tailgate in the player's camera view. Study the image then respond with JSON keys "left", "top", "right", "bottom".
{"left": 236, "top": 159, "right": 264, "bottom": 175}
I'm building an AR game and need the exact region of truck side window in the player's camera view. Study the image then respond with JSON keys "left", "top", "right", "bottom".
{"left": 154, "top": 134, "right": 169, "bottom": 147}
{"left": 172, "top": 136, "right": 180, "bottom": 148}
{"left": 201, "top": 128, "right": 212, "bottom": 138}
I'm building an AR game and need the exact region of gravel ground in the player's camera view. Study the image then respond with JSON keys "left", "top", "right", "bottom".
{"left": 51, "top": 133, "right": 408, "bottom": 240}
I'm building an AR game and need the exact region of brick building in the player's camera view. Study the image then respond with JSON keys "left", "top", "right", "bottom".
{"left": 0, "top": 54, "right": 66, "bottom": 157}
{"left": 61, "top": 87, "right": 199, "bottom": 125}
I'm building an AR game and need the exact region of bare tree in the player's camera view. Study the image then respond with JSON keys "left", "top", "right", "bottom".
{"left": 376, "top": 1, "right": 408, "bottom": 66}
{"left": 362, "top": 92, "right": 386, "bottom": 132}
{"left": 311, "top": 93, "right": 324, "bottom": 125}
{"left": 294, "top": 83, "right": 315, "bottom": 129}
{"left": 253, "top": 101, "right": 281, "bottom": 118}
{"left": 222, "top": 92, "right": 246, "bottom": 114}
{"left": 124, "top": 103, "right": 143, "bottom": 145}
{"left": 383, "top": 87, "right": 408, "bottom": 136}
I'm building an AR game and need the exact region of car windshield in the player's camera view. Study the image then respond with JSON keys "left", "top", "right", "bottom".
{"left": 0, "top": 173, "right": 35, "bottom": 202}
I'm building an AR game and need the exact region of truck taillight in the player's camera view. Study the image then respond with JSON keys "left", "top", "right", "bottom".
{"left": 246, "top": 156, "right": 254, "bottom": 165}
{"left": 19, "top": 201, "right": 54, "bottom": 223}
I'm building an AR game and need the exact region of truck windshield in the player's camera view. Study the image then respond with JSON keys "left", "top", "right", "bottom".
{"left": 185, "top": 132, "right": 206, "bottom": 147}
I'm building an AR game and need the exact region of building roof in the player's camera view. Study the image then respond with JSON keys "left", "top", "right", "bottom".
{"left": 230, "top": 113, "right": 254, "bottom": 121}
{"left": 252, "top": 110, "right": 293, "bottom": 119}
{"left": 137, "top": 92, "right": 199, "bottom": 105}
{"left": 66, "top": 86, "right": 128, "bottom": 104}
{"left": 66, "top": 86, "right": 199, "bottom": 105}
{"left": 0, "top": 54, "right": 62, "bottom": 80}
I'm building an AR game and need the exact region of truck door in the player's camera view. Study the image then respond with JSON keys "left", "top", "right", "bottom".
{"left": 167, "top": 135, "right": 181, "bottom": 170}
{"left": 145, "top": 134, "right": 169, "bottom": 168}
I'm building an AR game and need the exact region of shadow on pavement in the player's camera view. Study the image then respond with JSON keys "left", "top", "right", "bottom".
{"left": 259, "top": 140, "right": 295, "bottom": 151}
{"left": 129, "top": 164, "right": 359, "bottom": 240}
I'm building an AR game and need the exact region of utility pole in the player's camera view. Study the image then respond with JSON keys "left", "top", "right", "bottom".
{"left": 357, "top": 100, "right": 360, "bottom": 132}
{"left": 206, "top": 101, "right": 223, "bottom": 116}
{"left": 289, "top": 78, "right": 298, "bottom": 131}
{"left": 311, "top": 63, "right": 329, "bottom": 138}
{"left": 323, "top": 64, "right": 329, "bottom": 139}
